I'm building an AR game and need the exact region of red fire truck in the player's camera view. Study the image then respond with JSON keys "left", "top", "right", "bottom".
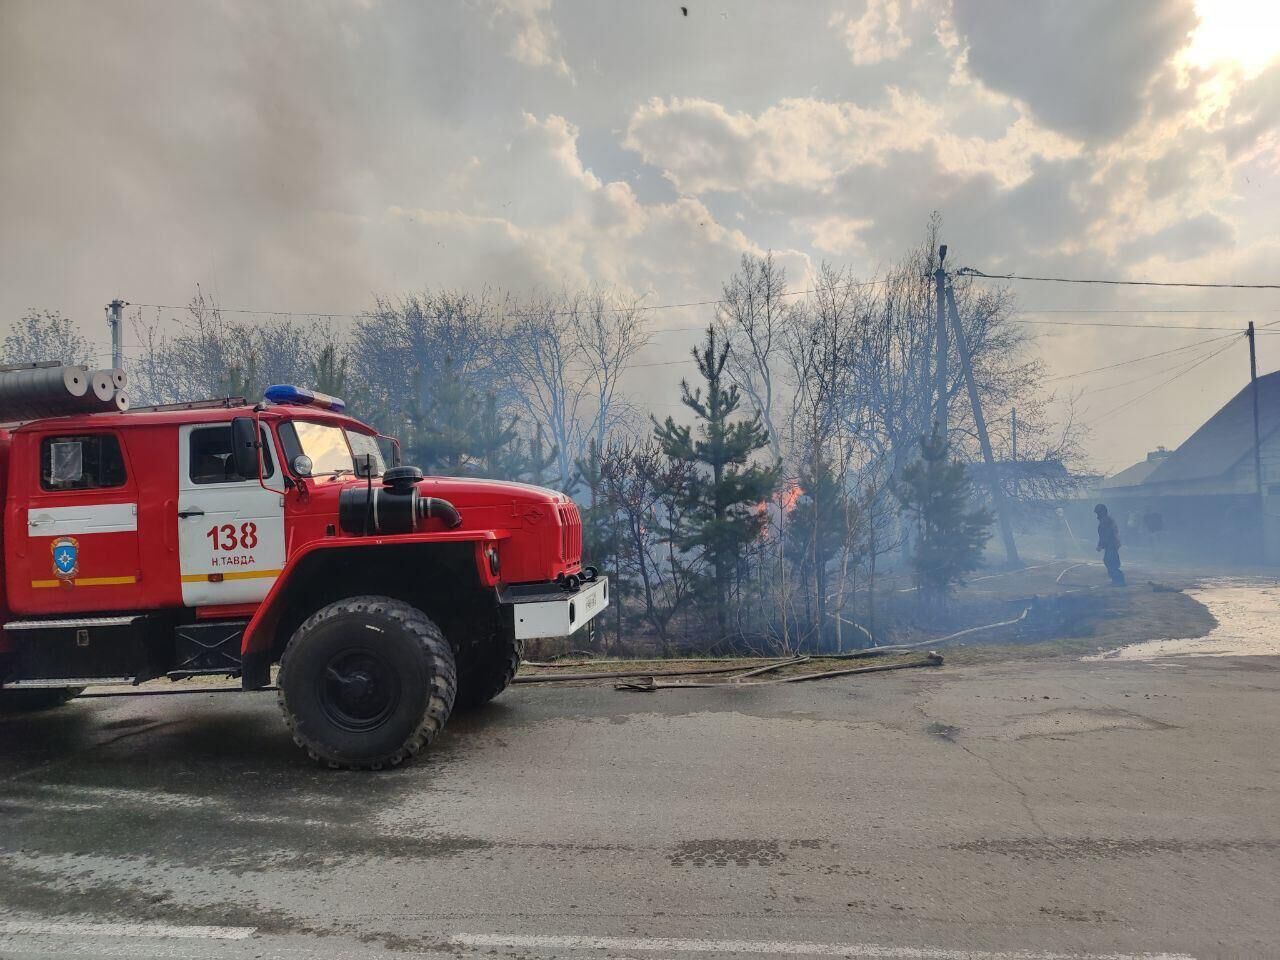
{"left": 0, "top": 385, "right": 607, "bottom": 768}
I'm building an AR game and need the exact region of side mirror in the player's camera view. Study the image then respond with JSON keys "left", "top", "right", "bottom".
{"left": 354, "top": 453, "right": 375, "bottom": 478}
{"left": 379, "top": 435, "right": 402, "bottom": 467}
{"left": 230, "top": 417, "right": 260, "bottom": 480}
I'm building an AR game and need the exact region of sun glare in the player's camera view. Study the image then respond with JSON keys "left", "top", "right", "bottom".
{"left": 1187, "top": 0, "right": 1280, "bottom": 74}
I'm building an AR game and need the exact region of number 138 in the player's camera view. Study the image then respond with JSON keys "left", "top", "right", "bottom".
{"left": 206, "top": 522, "right": 259, "bottom": 551}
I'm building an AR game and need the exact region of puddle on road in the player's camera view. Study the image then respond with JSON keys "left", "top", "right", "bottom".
{"left": 1087, "top": 579, "right": 1280, "bottom": 661}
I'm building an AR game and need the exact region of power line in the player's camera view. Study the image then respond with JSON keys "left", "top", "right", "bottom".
{"left": 128, "top": 276, "right": 892, "bottom": 323}
{"left": 626, "top": 357, "right": 697, "bottom": 369}
{"left": 122, "top": 305, "right": 1257, "bottom": 339}
{"left": 637, "top": 328, "right": 1248, "bottom": 376}
{"left": 1086, "top": 340, "right": 1241, "bottom": 395}
{"left": 1084, "top": 336, "right": 1241, "bottom": 425}
{"left": 1022, "top": 308, "right": 1280, "bottom": 315}
{"left": 132, "top": 303, "right": 355, "bottom": 319}
{"left": 1014, "top": 319, "right": 1247, "bottom": 331}
{"left": 960, "top": 267, "right": 1280, "bottom": 290}
{"left": 1044, "top": 332, "right": 1241, "bottom": 382}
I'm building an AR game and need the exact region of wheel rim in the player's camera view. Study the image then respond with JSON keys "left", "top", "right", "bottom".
{"left": 319, "top": 648, "right": 400, "bottom": 733}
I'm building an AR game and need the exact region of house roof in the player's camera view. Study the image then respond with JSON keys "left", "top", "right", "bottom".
{"left": 1101, "top": 456, "right": 1164, "bottom": 489}
{"left": 1144, "top": 370, "right": 1280, "bottom": 486}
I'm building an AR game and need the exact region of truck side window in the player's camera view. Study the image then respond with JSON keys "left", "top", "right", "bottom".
{"left": 189, "top": 425, "right": 275, "bottom": 484}
{"left": 40, "top": 435, "right": 127, "bottom": 491}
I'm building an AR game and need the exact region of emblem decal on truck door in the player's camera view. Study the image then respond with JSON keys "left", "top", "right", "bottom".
{"left": 51, "top": 537, "right": 79, "bottom": 580}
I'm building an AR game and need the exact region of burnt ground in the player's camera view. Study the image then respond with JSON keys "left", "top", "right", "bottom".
{"left": 1, "top": 579, "right": 1278, "bottom": 960}
{"left": 533, "top": 556, "right": 1220, "bottom": 666}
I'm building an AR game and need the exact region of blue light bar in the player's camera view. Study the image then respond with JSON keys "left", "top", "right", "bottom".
{"left": 263, "top": 384, "right": 346, "bottom": 412}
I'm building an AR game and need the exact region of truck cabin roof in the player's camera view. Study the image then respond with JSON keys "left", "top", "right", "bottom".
{"left": 8, "top": 403, "right": 377, "bottom": 435}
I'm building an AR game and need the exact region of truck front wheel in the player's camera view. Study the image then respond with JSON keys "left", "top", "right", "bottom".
{"left": 456, "top": 628, "right": 523, "bottom": 711}
{"left": 0, "top": 687, "right": 85, "bottom": 712}
{"left": 277, "top": 596, "right": 457, "bottom": 770}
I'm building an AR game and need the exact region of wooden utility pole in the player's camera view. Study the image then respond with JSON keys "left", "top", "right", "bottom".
{"left": 1248, "top": 321, "right": 1263, "bottom": 503}
{"left": 945, "top": 282, "right": 1021, "bottom": 567}
{"left": 933, "top": 245, "right": 949, "bottom": 439}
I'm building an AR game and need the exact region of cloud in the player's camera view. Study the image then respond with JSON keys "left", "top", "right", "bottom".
{"left": 624, "top": 92, "right": 1078, "bottom": 198}
{"left": 950, "top": 0, "right": 1199, "bottom": 142}
{"left": 831, "top": 0, "right": 913, "bottom": 66}
{"left": 0, "top": 0, "right": 1276, "bottom": 474}
{"left": 374, "top": 113, "right": 790, "bottom": 301}
{"left": 1215, "top": 60, "right": 1280, "bottom": 163}
{"left": 1121, "top": 212, "right": 1236, "bottom": 263}
{"left": 803, "top": 216, "right": 875, "bottom": 255}
{"left": 484, "top": 0, "right": 571, "bottom": 78}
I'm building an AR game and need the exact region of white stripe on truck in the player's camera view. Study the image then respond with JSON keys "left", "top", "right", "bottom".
{"left": 27, "top": 502, "right": 138, "bottom": 536}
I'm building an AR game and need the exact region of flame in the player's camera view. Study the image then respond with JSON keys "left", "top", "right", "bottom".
{"left": 756, "top": 483, "right": 802, "bottom": 518}
{"left": 780, "top": 484, "right": 802, "bottom": 513}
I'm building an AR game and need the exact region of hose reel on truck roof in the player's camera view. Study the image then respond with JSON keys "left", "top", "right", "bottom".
{"left": 0, "top": 362, "right": 129, "bottom": 421}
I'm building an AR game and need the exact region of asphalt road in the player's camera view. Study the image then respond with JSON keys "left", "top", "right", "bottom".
{"left": 2, "top": 609, "right": 1278, "bottom": 958}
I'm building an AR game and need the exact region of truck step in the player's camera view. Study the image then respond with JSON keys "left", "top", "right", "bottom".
{"left": 5, "top": 615, "right": 140, "bottom": 631}
{"left": 166, "top": 668, "right": 239, "bottom": 680}
{"left": 4, "top": 677, "right": 136, "bottom": 688}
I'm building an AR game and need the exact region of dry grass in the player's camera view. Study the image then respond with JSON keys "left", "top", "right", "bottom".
{"left": 89, "top": 558, "right": 1217, "bottom": 697}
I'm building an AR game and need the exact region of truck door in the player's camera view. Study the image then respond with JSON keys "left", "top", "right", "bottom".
{"left": 10, "top": 430, "right": 142, "bottom": 615}
{"left": 176, "top": 423, "right": 286, "bottom": 607}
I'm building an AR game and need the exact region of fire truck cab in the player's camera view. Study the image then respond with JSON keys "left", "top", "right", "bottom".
{"left": 0, "top": 389, "right": 607, "bottom": 769}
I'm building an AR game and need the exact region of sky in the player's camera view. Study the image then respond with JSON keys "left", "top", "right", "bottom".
{"left": 2, "top": 0, "right": 1278, "bottom": 474}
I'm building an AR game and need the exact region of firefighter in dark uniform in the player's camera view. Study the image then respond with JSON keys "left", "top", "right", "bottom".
{"left": 1095, "top": 503, "right": 1125, "bottom": 586}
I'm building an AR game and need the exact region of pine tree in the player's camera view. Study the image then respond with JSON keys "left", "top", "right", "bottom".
{"left": 309, "top": 341, "right": 371, "bottom": 416}
{"left": 405, "top": 355, "right": 480, "bottom": 473}
{"left": 473, "top": 392, "right": 524, "bottom": 479}
{"left": 522, "top": 422, "right": 559, "bottom": 487}
{"left": 310, "top": 343, "right": 349, "bottom": 396}
{"left": 222, "top": 351, "right": 260, "bottom": 401}
{"left": 895, "top": 427, "right": 992, "bottom": 597}
{"left": 654, "top": 325, "right": 778, "bottom": 640}
{"left": 574, "top": 438, "right": 613, "bottom": 567}
{"left": 785, "top": 451, "right": 852, "bottom": 642}
{"left": 573, "top": 438, "right": 615, "bottom": 647}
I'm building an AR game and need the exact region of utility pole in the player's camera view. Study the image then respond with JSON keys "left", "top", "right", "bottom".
{"left": 933, "top": 245, "right": 949, "bottom": 439}
{"left": 1011, "top": 408, "right": 1018, "bottom": 461}
{"left": 105, "top": 299, "right": 127, "bottom": 370}
{"left": 945, "top": 281, "right": 1021, "bottom": 567}
{"left": 1248, "top": 321, "right": 1263, "bottom": 503}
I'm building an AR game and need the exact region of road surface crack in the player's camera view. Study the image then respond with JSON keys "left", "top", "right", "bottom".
{"left": 914, "top": 703, "right": 1049, "bottom": 837}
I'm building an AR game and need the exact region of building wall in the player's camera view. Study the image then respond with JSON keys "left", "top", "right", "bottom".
{"left": 1100, "top": 489, "right": 1264, "bottom": 564}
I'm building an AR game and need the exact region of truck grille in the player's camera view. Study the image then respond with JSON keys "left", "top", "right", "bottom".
{"left": 558, "top": 504, "right": 582, "bottom": 564}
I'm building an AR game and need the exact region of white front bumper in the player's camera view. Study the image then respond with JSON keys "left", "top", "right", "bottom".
{"left": 509, "top": 577, "right": 609, "bottom": 640}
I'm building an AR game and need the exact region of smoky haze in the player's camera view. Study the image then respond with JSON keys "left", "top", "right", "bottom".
{"left": 3, "top": 0, "right": 1279, "bottom": 475}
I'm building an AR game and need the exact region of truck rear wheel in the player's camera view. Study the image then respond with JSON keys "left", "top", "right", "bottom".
{"left": 456, "top": 629, "right": 523, "bottom": 711}
{"left": 0, "top": 687, "right": 85, "bottom": 712}
{"left": 277, "top": 596, "right": 456, "bottom": 770}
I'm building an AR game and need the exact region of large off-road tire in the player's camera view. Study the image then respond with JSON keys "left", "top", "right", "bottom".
{"left": 277, "top": 596, "right": 456, "bottom": 770}
{"left": 0, "top": 687, "right": 85, "bottom": 712}
{"left": 455, "top": 628, "right": 523, "bottom": 712}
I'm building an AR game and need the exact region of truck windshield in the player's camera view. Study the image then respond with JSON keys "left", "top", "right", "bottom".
{"left": 281, "top": 421, "right": 386, "bottom": 477}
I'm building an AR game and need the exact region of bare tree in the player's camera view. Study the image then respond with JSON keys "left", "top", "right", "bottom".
{"left": 598, "top": 437, "right": 702, "bottom": 654}
{"left": 779, "top": 265, "right": 870, "bottom": 648}
{"left": 505, "top": 289, "right": 648, "bottom": 492}
{"left": 716, "top": 252, "right": 793, "bottom": 462}
{"left": 129, "top": 288, "right": 334, "bottom": 405}
{"left": 349, "top": 289, "right": 508, "bottom": 437}
{"left": 2, "top": 310, "right": 91, "bottom": 366}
